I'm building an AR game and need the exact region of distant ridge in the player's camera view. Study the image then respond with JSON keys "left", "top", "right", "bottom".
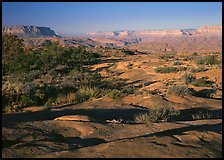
{"left": 81, "top": 25, "right": 222, "bottom": 53}
{"left": 84, "top": 25, "right": 222, "bottom": 37}
{"left": 2, "top": 25, "right": 60, "bottom": 38}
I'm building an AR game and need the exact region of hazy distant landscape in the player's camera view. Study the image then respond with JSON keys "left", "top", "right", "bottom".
{"left": 2, "top": 25, "right": 222, "bottom": 53}
{"left": 2, "top": 2, "right": 222, "bottom": 158}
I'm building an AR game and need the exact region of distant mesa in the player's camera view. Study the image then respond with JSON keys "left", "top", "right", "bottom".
{"left": 82, "top": 25, "right": 222, "bottom": 53}
{"left": 84, "top": 25, "right": 222, "bottom": 37}
{"left": 2, "top": 25, "right": 60, "bottom": 38}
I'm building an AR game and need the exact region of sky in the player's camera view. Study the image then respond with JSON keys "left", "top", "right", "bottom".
{"left": 2, "top": 2, "right": 222, "bottom": 35}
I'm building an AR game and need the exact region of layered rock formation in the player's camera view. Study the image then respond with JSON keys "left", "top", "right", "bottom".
{"left": 82, "top": 26, "right": 222, "bottom": 53}
{"left": 85, "top": 26, "right": 222, "bottom": 37}
{"left": 2, "top": 25, "right": 58, "bottom": 38}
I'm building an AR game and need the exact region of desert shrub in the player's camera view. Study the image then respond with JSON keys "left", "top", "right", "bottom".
{"left": 122, "top": 49, "right": 135, "bottom": 55}
{"left": 91, "top": 72, "right": 102, "bottom": 80}
{"left": 173, "top": 60, "right": 181, "bottom": 65}
{"left": 195, "top": 57, "right": 205, "bottom": 65}
{"left": 134, "top": 107, "right": 180, "bottom": 123}
{"left": 178, "top": 67, "right": 188, "bottom": 71}
{"left": 192, "top": 89, "right": 216, "bottom": 98}
{"left": 127, "top": 62, "right": 133, "bottom": 69}
{"left": 146, "top": 90, "right": 159, "bottom": 95}
{"left": 69, "top": 67, "right": 81, "bottom": 76}
{"left": 155, "top": 66, "right": 178, "bottom": 73}
{"left": 192, "top": 111, "right": 213, "bottom": 120}
{"left": 193, "top": 77, "right": 214, "bottom": 87}
{"left": 182, "top": 73, "right": 196, "bottom": 84}
{"left": 54, "top": 92, "right": 77, "bottom": 105}
{"left": 205, "top": 55, "right": 219, "bottom": 65}
{"left": 195, "top": 55, "right": 220, "bottom": 65}
{"left": 19, "top": 95, "right": 34, "bottom": 108}
{"left": 33, "top": 88, "right": 47, "bottom": 104}
{"left": 190, "top": 67, "right": 208, "bottom": 73}
{"left": 121, "top": 86, "right": 135, "bottom": 95}
{"left": 168, "top": 85, "right": 191, "bottom": 96}
{"left": 193, "top": 52, "right": 198, "bottom": 56}
{"left": 2, "top": 34, "right": 25, "bottom": 65}
{"left": 155, "top": 66, "right": 187, "bottom": 73}
{"left": 182, "top": 56, "right": 193, "bottom": 61}
{"left": 106, "top": 89, "right": 122, "bottom": 99}
{"left": 159, "top": 54, "right": 175, "bottom": 60}
{"left": 76, "top": 86, "right": 101, "bottom": 102}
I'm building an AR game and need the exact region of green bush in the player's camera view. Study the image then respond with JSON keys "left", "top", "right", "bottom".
{"left": 76, "top": 86, "right": 101, "bottom": 102}
{"left": 2, "top": 34, "right": 25, "bottom": 65}
{"left": 134, "top": 107, "right": 180, "bottom": 123}
{"left": 182, "top": 73, "right": 196, "bottom": 84}
{"left": 19, "top": 95, "right": 34, "bottom": 108}
{"left": 106, "top": 89, "right": 122, "bottom": 99}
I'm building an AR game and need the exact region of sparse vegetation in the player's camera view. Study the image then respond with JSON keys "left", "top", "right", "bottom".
{"left": 173, "top": 60, "right": 181, "bottom": 65}
{"left": 2, "top": 34, "right": 127, "bottom": 113}
{"left": 182, "top": 73, "right": 196, "bottom": 84}
{"left": 159, "top": 54, "right": 175, "bottom": 61}
{"left": 134, "top": 107, "right": 180, "bottom": 123}
{"left": 182, "top": 56, "right": 194, "bottom": 61}
{"left": 106, "top": 89, "right": 122, "bottom": 99}
{"left": 168, "top": 85, "right": 192, "bottom": 96}
{"left": 121, "top": 49, "right": 135, "bottom": 55}
{"left": 192, "top": 111, "right": 213, "bottom": 120}
{"left": 76, "top": 86, "right": 101, "bottom": 103}
{"left": 195, "top": 55, "right": 220, "bottom": 65}
{"left": 155, "top": 66, "right": 187, "bottom": 73}
{"left": 54, "top": 92, "right": 77, "bottom": 105}
{"left": 192, "top": 77, "right": 214, "bottom": 87}
{"left": 190, "top": 67, "right": 208, "bottom": 73}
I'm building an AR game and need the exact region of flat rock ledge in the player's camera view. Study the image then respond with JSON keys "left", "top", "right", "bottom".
{"left": 54, "top": 115, "right": 92, "bottom": 122}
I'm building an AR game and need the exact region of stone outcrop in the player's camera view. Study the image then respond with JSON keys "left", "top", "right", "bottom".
{"left": 54, "top": 115, "right": 92, "bottom": 122}
{"left": 2, "top": 25, "right": 58, "bottom": 38}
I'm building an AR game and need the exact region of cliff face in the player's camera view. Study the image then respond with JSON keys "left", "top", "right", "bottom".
{"left": 2, "top": 25, "right": 58, "bottom": 38}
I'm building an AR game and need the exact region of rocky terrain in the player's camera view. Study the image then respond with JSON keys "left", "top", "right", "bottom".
{"left": 2, "top": 25, "right": 222, "bottom": 158}
{"left": 2, "top": 50, "right": 222, "bottom": 158}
